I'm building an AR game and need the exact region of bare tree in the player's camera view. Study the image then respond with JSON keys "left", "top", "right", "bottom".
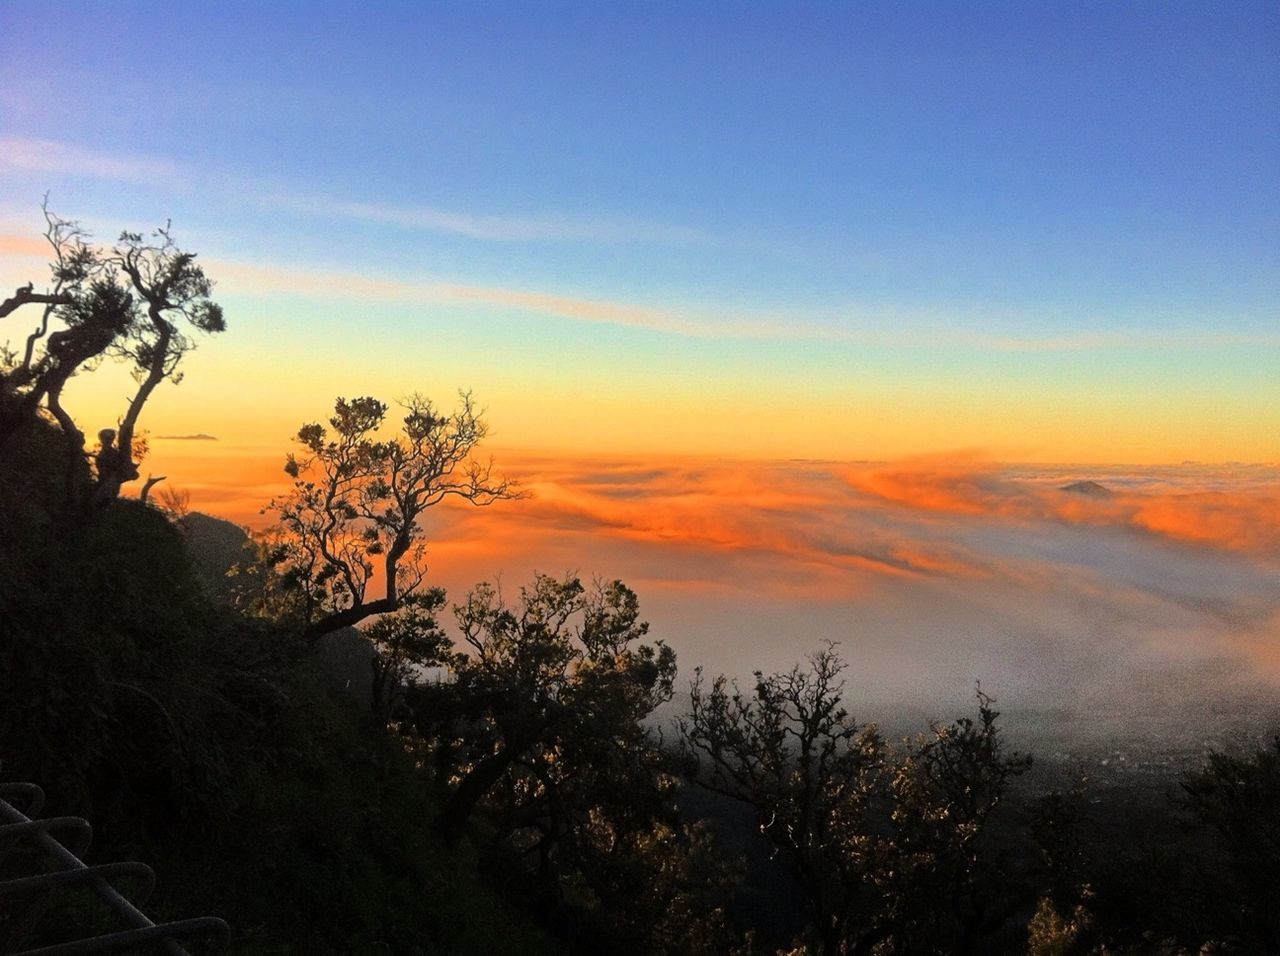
{"left": 263, "top": 391, "right": 519, "bottom": 642}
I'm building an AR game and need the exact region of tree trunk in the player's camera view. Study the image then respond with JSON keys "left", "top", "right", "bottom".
{"left": 435, "top": 745, "right": 521, "bottom": 840}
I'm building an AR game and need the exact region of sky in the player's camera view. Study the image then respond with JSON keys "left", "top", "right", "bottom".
{"left": 2, "top": 3, "right": 1278, "bottom": 721}
{"left": 1, "top": 1, "right": 1277, "bottom": 463}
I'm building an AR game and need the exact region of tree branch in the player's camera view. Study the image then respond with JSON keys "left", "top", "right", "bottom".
{"left": 0, "top": 286, "right": 71, "bottom": 320}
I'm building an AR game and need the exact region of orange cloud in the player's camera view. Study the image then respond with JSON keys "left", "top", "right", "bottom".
{"left": 130, "top": 445, "right": 1280, "bottom": 699}
{"left": 844, "top": 458, "right": 1014, "bottom": 517}
{"left": 845, "top": 460, "right": 1280, "bottom": 557}
{"left": 1126, "top": 491, "right": 1280, "bottom": 555}
{"left": 416, "top": 453, "right": 988, "bottom": 602}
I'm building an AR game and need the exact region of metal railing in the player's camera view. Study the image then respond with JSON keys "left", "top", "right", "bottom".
{"left": 0, "top": 782, "right": 228, "bottom": 955}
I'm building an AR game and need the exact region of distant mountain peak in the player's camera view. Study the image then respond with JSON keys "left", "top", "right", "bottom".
{"left": 1060, "top": 479, "right": 1113, "bottom": 498}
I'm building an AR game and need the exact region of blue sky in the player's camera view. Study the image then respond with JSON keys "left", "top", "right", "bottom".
{"left": 0, "top": 1, "right": 1277, "bottom": 461}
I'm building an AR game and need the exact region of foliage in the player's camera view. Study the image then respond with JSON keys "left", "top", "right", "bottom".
{"left": 364, "top": 587, "right": 451, "bottom": 726}
{"left": 681, "top": 645, "right": 1031, "bottom": 955}
{"left": 1019, "top": 738, "right": 1280, "bottom": 955}
{"left": 400, "top": 574, "right": 743, "bottom": 952}
{"left": 0, "top": 203, "right": 223, "bottom": 505}
{"left": 261, "top": 392, "right": 517, "bottom": 641}
{"left": 421, "top": 574, "right": 676, "bottom": 836}
{"left": 0, "top": 412, "right": 560, "bottom": 955}
{"left": 143, "top": 688, "right": 564, "bottom": 956}
{"left": 1026, "top": 895, "right": 1091, "bottom": 956}
{"left": 1175, "top": 737, "right": 1280, "bottom": 951}
{"left": 0, "top": 429, "right": 291, "bottom": 838}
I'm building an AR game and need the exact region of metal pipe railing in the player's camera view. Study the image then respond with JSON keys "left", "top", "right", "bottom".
{"left": 0, "top": 782, "right": 229, "bottom": 955}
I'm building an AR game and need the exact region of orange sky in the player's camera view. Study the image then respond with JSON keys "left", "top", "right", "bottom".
{"left": 4, "top": 233, "right": 1279, "bottom": 468}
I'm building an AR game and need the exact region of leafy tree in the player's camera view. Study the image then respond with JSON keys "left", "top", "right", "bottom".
{"left": 396, "top": 573, "right": 742, "bottom": 954}
{"left": 1, "top": 203, "right": 224, "bottom": 505}
{"left": 98, "top": 222, "right": 225, "bottom": 500}
{"left": 1024, "top": 778, "right": 1091, "bottom": 944}
{"left": 261, "top": 392, "right": 517, "bottom": 642}
{"left": 1176, "top": 736, "right": 1280, "bottom": 951}
{"left": 424, "top": 574, "right": 677, "bottom": 840}
{"left": 363, "top": 587, "right": 450, "bottom": 727}
{"left": 681, "top": 646, "right": 1030, "bottom": 955}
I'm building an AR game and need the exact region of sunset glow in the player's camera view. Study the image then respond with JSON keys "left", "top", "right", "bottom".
{"left": 2, "top": 2, "right": 1277, "bottom": 707}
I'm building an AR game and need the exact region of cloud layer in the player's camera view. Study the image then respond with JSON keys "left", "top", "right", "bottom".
{"left": 165, "top": 448, "right": 1280, "bottom": 720}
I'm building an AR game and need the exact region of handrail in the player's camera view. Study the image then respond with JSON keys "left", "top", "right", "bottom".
{"left": 0, "top": 783, "right": 228, "bottom": 955}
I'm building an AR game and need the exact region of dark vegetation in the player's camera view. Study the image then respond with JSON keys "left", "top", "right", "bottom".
{"left": 2, "top": 211, "right": 1277, "bottom": 954}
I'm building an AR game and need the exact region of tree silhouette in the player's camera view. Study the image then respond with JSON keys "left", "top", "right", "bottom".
{"left": 424, "top": 574, "right": 677, "bottom": 844}
{"left": 400, "top": 573, "right": 732, "bottom": 951}
{"left": 98, "top": 224, "right": 225, "bottom": 501}
{"left": 1177, "top": 736, "right": 1280, "bottom": 950}
{"left": 1, "top": 203, "right": 224, "bottom": 506}
{"left": 363, "top": 587, "right": 450, "bottom": 727}
{"left": 263, "top": 391, "right": 518, "bottom": 641}
{"left": 681, "top": 646, "right": 1029, "bottom": 955}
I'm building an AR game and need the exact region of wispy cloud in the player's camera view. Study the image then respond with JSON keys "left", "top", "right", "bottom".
{"left": 0, "top": 138, "right": 185, "bottom": 188}
{"left": 0, "top": 138, "right": 704, "bottom": 246}
{"left": 270, "top": 195, "right": 709, "bottom": 246}
{"left": 1, "top": 140, "right": 1274, "bottom": 351}
{"left": 206, "top": 257, "right": 800, "bottom": 339}
{"left": 209, "top": 256, "right": 1280, "bottom": 350}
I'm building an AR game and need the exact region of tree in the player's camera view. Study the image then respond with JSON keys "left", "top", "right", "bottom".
{"left": 403, "top": 573, "right": 734, "bottom": 954}
{"left": 263, "top": 391, "right": 518, "bottom": 642}
{"left": 681, "top": 647, "right": 887, "bottom": 955}
{"left": 423, "top": 574, "right": 677, "bottom": 839}
{"left": 1176, "top": 736, "right": 1280, "bottom": 950}
{"left": 363, "top": 587, "right": 450, "bottom": 727}
{"left": 1, "top": 203, "right": 224, "bottom": 505}
{"left": 680, "top": 647, "right": 1030, "bottom": 956}
{"left": 99, "top": 223, "right": 225, "bottom": 501}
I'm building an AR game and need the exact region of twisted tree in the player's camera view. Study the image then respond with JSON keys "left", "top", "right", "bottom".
{"left": 1, "top": 203, "right": 224, "bottom": 506}
{"left": 262, "top": 391, "right": 518, "bottom": 641}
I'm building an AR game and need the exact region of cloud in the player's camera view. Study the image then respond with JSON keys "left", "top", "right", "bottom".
{"left": 270, "top": 195, "right": 709, "bottom": 246}
{"left": 937, "top": 328, "right": 1280, "bottom": 352}
{"left": 156, "top": 433, "right": 218, "bottom": 441}
{"left": 141, "top": 447, "right": 1280, "bottom": 711}
{"left": 208, "top": 256, "right": 1280, "bottom": 351}
{"left": 0, "top": 138, "right": 185, "bottom": 187}
{"left": 208, "top": 257, "right": 801, "bottom": 339}
{"left": 426, "top": 454, "right": 1280, "bottom": 708}
{"left": 845, "top": 460, "right": 1280, "bottom": 557}
{"left": 2, "top": 142, "right": 1273, "bottom": 352}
